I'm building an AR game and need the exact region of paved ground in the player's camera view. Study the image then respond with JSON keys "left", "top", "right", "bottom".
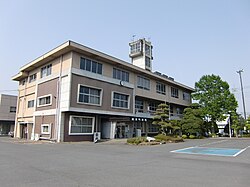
{"left": 0, "top": 137, "right": 250, "bottom": 187}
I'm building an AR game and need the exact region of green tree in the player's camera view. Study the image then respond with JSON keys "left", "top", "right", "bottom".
{"left": 152, "top": 103, "right": 172, "bottom": 135}
{"left": 245, "top": 115, "right": 250, "bottom": 133}
{"left": 169, "top": 120, "right": 181, "bottom": 136}
{"left": 192, "top": 74, "right": 238, "bottom": 133}
{"left": 181, "top": 103, "right": 204, "bottom": 136}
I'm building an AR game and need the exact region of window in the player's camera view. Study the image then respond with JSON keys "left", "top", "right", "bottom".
{"left": 176, "top": 108, "right": 183, "bottom": 115}
{"left": 145, "top": 44, "right": 151, "bottom": 56}
{"left": 148, "top": 102, "right": 158, "bottom": 112}
{"left": 137, "top": 76, "right": 150, "bottom": 90}
{"left": 145, "top": 56, "right": 151, "bottom": 68}
{"left": 10, "top": 106, "right": 16, "bottom": 113}
{"left": 135, "top": 100, "right": 143, "bottom": 113}
{"left": 170, "top": 105, "right": 173, "bottom": 116}
{"left": 171, "top": 87, "right": 179, "bottom": 98}
{"left": 38, "top": 95, "right": 52, "bottom": 107}
{"left": 148, "top": 123, "right": 159, "bottom": 133}
{"left": 130, "top": 41, "right": 141, "bottom": 54}
{"left": 27, "top": 100, "right": 35, "bottom": 108}
{"left": 78, "top": 85, "right": 101, "bottom": 105}
{"left": 41, "top": 124, "right": 51, "bottom": 134}
{"left": 112, "top": 92, "right": 129, "bottom": 109}
{"left": 80, "top": 57, "right": 102, "bottom": 74}
{"left": 29, "top": 73, "right": 37, "bottom": 83}
{"left": 156, "top": 82, "right": 166, "bottom": 95}
{"left": 20, "top": 78, "right": 26, "bottom": 86}
{"left": 69, "top": 116, "right": 94, "bottom": 135}
{"left": 113, "top": 68, "right": 129, "bottom": 82}
{"left": 183, "top": 92, "right": 191, "bottom": 101}
{"left": 41, "top": 64, "right": 52, "bottom": 78}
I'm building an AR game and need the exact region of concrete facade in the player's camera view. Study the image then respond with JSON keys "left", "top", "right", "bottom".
{"left": 12, "top": 40, "right": 194, "bottom": 142}
{"left": 0, "top": 94, "right": 17, "bottom": 135}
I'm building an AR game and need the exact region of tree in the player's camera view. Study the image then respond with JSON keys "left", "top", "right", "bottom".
{"left": 245, "top": 116, "right": 250, "bottom": 133}
{"left": 169, "top": 120, "right": 182, "bottom": 136}
{"left": 192, "top": 74, "right": 238, "bottom": 133}
{"left": 152, "top": 103, "right": 172, "bottom": 135}
{"left": 181, "top": 103, "right": 204, "bottom": 136}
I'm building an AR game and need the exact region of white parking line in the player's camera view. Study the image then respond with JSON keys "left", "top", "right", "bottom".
{"left": 233, "top": 146, "right": 250, "bottom": 157}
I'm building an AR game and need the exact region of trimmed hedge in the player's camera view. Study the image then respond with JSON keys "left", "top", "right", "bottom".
{"left": 127, "top": 137, "right": 147, "bottom": 145}
{"left": 154, "top": 134, "right": 183, "bottom": 143}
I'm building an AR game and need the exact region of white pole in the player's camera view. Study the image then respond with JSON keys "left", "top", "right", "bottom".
{"left": 229, "top": 115, "right": 232, "bottom": 138}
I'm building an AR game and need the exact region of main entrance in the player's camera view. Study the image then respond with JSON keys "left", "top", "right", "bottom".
{"left": 115, "top": 123, "right": 130, "bottom": 138}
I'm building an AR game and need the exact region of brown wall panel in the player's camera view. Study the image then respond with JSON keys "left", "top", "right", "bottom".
{"left": 36, "top": 78, "right": 58, "bottom": 111}
{"left": 70, "top": 74, "right": 134, "bottom": 114}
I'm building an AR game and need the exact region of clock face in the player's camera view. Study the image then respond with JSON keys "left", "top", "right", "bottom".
{"left": 120, "top": 81, "right": 124, "bottom": 86}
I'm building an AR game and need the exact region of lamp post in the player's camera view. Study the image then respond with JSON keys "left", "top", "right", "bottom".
{"left": 228, "top": 111, "right": 232, "bottom": 138}
{"left": 236, "top": 69, "right": 247, "bottom": 120}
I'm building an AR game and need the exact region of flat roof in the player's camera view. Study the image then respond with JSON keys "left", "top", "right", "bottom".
{"left": 12, "top": 40, "right": 194, "bottom": 91}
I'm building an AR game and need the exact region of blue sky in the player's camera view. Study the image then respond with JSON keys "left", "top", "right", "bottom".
{"left": 0, "top": 0, "right": 249, "bottom": 116}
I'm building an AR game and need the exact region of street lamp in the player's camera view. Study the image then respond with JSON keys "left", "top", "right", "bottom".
{"left": 236, "top": 69, "right": 247, "bottom": 120}
{"left": 228, "top": 111, "right": 232, "bottom": 138}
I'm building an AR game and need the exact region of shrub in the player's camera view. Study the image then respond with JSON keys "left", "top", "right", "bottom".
{"left": 127, "top": 137, "right": 147, "bottom": 145}
{"left": 155, "top": 134, "right": 183, "bottom": 142}
{"left": 154, "top": 134, "right": 171, "bottom": 141}
{"left": 182, "top": 134, "right": 187, "bottom": 139}
{"left": 189, "top": 135, "right": 196, "bottom": 139}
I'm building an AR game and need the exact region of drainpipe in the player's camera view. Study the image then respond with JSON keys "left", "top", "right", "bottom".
{"left": 56, "top": 55, "right": 63, "bottom": 142}
{"left": 14, "top": 89, "right": 20, "bottom": 138}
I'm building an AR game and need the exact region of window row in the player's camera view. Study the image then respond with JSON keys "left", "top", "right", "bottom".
{"left": 19, "top": 64, "right": 52, "bottom": 86}
{"left": 80, "top": 57, "right": 102, "bottom": 74}
{"left": 78, "top": 85, "right": 130, "bottom": 109}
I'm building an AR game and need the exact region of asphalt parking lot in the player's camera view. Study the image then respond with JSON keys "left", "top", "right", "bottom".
{"left": 0, "top": 137, "right": 250, "bottom": 187}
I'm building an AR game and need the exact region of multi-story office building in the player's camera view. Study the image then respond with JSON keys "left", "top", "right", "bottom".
{"left": 0, "top": 94, "right": 17, "bottom": 136}
{"left": 12, "top": 39, "right": 194, "bottom": 142}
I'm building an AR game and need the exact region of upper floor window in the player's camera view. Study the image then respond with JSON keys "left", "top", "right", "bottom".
{"left": 145, "top": 56, "right": 151, "bottom": 68}
{"left": 113, "top": 68, "right": 129, "bottom": 82}
{"left": 135, "top": 100, "right": 143, "bottom": 113}
{"left": 183, "top": 92, "right": 191, "bottom": 101}
{"left": 145, "top": 44, "right": 151, "bottom": 56}
{"left": 156, "top": 82, "right": 166, "bottom": 95}
{"left": 80, "top": 57, "right": 102, "bottom": 75}
{"left": 130, "top": 41, "right": 141, "bottom": 54}
{"left": 10, "top": 106, "right": 16, "bottom": 113}
{"left": 137, "top": 76, "right": 150, "bottom": 90}
{"left": 37, "top": 95, "right": 52, "bottom": 107}
{"left": 27, "top": 100, "right": 35, "bottom": 108}
{"left": 20, "top": 79, "right": 26, "bottom": 86}
{"left": 29, "top": 73, "right": 37, "bottom": 83}
{"left": 112, "top": 92, "right": 129, "bottom": 109}
{"left": 171, "top": 87, "right": 179, "bottom": 98}
{"left": 41, "top": 64, "right": 52, "bottom": 78}
{"left": 78, "top": 85, "right": 102, "bottom": 105}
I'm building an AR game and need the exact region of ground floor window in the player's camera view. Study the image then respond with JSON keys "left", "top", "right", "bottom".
{"left": 148, "top": 123, "right": 159, "bottom": 133}
{"left": 69, "top": 116, "right": 94, "bottom": 135}
{"left": 41, "top": 124, "right": 51, "bottom": 134}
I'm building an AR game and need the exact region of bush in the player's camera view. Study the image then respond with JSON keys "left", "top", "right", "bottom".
{"left": 155, "top": 134, "right": 183, "bottom": 142}
{"left": 189, "top": 135, "right": 196, "bottom": 139}
{"left": 127, "top": 137, "right": 147, "bottom": 145}
{"left": 182, "top": 134, "right": 187, "bottom": 139}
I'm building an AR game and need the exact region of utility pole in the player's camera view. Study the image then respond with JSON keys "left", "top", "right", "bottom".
{"left": 236, "top": 69, "right": 247, "bottom": 120}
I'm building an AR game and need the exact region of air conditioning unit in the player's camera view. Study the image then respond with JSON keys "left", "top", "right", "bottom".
{"left": 94, "top": 132, "right": 101, "bottom": 143}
